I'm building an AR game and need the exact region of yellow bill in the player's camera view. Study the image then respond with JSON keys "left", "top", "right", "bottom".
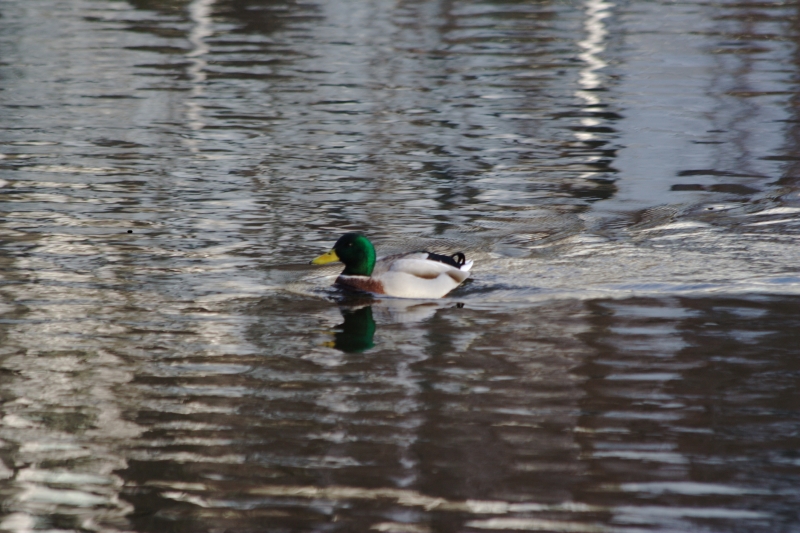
{"left": 311, "top": 249, "right": 340, "bottom": 265}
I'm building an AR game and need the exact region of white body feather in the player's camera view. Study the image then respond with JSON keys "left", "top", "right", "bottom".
{"left": 339, "top": 252, "right": 473, "bottom": 299}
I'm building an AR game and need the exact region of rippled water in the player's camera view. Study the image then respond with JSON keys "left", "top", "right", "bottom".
{"left": 1, "top": 0, "right": 799, "bottom": 531}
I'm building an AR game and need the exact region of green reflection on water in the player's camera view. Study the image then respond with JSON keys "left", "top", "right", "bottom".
{"left": 327, "top": 305, "right": 376, "bottom": 353}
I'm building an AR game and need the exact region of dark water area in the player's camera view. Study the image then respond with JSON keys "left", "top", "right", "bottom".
{"left": 1, "top": 0, "right": 800, "bottom": 531}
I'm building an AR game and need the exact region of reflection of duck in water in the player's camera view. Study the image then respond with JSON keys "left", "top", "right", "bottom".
{"left": 326, "top": 298, "right": 460, "bottom": 352}
{"left": 326, "top": 305, "right": 376, "bottom": 353}
{"left": 311, "top": 233, "right": 472, "bottom": 299}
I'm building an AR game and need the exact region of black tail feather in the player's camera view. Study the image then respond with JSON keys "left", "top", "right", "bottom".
{"left": 425, "top": 251, "right": 467, "bottom": 268}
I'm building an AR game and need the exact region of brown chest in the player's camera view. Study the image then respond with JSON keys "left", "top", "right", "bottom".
{"left": 336, "top": 275, "right": 386, "bottom": 295}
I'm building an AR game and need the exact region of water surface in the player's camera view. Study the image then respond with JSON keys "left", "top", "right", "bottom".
{"left": 0, "top": 0, "right": 799, "bottom": 531}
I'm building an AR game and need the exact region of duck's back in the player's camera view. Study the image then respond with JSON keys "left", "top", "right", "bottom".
{"left": 373, "top": 252, "right": 472, "bottom": 298}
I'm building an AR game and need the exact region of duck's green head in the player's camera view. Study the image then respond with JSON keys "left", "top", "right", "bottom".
{"left": 311, "top": 232, "right": 376, "bottom": 276}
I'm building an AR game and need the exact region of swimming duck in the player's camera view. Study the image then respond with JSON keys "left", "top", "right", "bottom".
{"left": 311, "top": 233, "right": 472, "bottom": 299}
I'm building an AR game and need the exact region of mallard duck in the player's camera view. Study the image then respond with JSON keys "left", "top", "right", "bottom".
{"left": 310, "top": 233, "right": 472, "bottom": 299}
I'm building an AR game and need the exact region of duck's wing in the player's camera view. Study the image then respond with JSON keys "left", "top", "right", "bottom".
{"left": 376, "top": 252, "right": 471, "bottom": 283}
